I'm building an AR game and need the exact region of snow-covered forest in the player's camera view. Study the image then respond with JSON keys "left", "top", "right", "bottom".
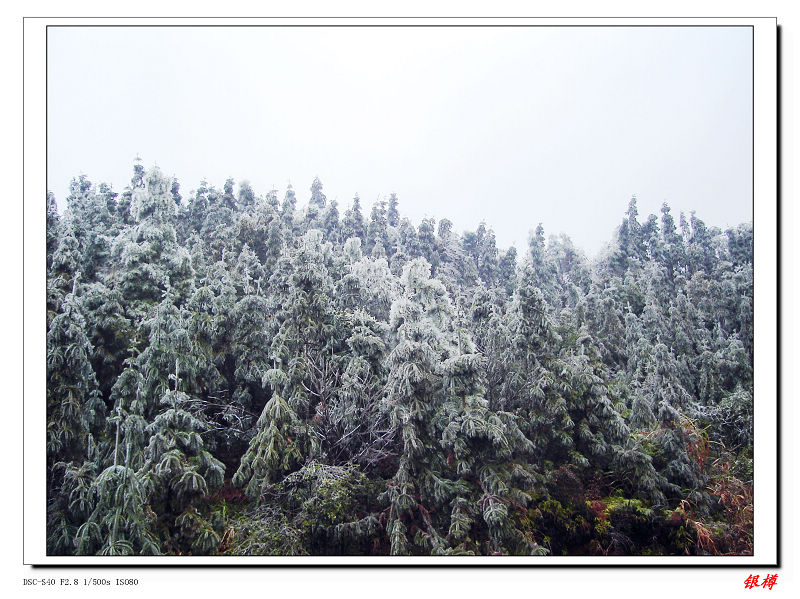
{"left": 46, "top": 161, "right": 754, "bottom": 557}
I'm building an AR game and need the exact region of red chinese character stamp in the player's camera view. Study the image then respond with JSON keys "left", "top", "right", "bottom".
{"left": 745, "top": 574, "right": 778, "bottom": 590}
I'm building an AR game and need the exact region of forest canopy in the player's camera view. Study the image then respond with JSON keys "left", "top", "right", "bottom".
{"left": 46, "top": 162, "right": 753, "bottom": 556}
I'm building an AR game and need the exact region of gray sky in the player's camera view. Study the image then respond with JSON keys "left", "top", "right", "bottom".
{"left": 47, "top": 26, "right": 752, "bottom": 256}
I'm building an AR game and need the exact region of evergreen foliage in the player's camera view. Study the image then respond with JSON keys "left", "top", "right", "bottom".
{"left": 45, "top": 162, "right": 754, "bottom": 556}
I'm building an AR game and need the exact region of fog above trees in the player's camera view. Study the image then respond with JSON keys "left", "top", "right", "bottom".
{"left": 47, "top": 26, "right": 752, "bottom": 256}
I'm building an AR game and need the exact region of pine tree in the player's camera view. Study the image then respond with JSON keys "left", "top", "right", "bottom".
{"left": 111, "top": 167, "right": 193, "bottom": 315}
{"left": 116, "top": 158, "right": 145, "bottom": 227}
{"left": 233, "top": 231, "right": 340, "bottom": 495}
{"left": 63, "top": 175, "right": 115, "bottom": 282}
{"left": 497, "top": 246, "right": 517, "bottom": 296}
{"left": 417, "top": 218, "right": 440, "bottom": 272}
{"left": 367, "top": 199, "right": 389, "bottom": 256}
{"left": 387, "top": 193, "right": 400, "bottom": 228}
{"left": 629, "top": 342, "right": 705, "bottom": 503}
{"left": 236, "top": 190, "right": 280, "bottom": 265}
{"left": 141, "top": 382, "right": 225, "bottom": 553}
{"left": 232, "top": 388, "right": 308, "bottom": 501}
{"left": 47, "top": 286, "right": 105, "bottom": 469}
{"left": 78, "top": 281, "right": 133, "bottom": 400}
{"left": 342, "top": 194, "right": 366, "bottom": 243}
{"left": 47, "top": 192, "right": 61, "bottom": 272}
{"left": 321, "top": 198, "right": 341, "bottom": 244}
{"left": 46, "top": 285, "right": 107, "bottom": 554}
{"left": 236, "top": 180, "right": 255, "bottom": 211}
{"left": 50, "top": 223, "right": 83, "bottom": 301}
{"left": 199, "top": 182, "right": 239, "bottom": 262}
{"left": 380, "top": 259, "right": 545, "bottom": 555}
{"left": 475, "top": 223, "right": 500, "bottom": 287}
{"left": 228, "top": 245, "right": 272, "bottom": 420}
{"left": 337, "top": 237, "right": 400, "bottom": 322}
{"left": 281, "top": 184, "right": 298, "bottom": 233}
{"left": 171, "top": 178, "right": 183, "bottom": 207}
{"left": 309, "top": 177, "right": 327, "bottom": 209}
{"left": 655, "top": 204, "right": 679, "bottom": 280}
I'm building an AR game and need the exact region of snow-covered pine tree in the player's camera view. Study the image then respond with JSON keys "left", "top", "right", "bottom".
{"left": 111, "top": 166, "right": 193, "bottom": 317}
{"left": 342, "top": 194, "right": 367, "bottom": 243}
{"left": 380, "top": 258, "right": 545, "bottom": 555}
{"left": 47, "top": 286, "right": 105, "bottom": 469}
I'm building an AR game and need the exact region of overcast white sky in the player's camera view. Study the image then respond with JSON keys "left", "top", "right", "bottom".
{"left": 47, "top": 26, "right": 752, "bottom": 256}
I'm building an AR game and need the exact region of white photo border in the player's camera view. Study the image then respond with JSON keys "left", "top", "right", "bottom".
{"left": 23, "top": 15, "right": 778, "bottom": 566}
